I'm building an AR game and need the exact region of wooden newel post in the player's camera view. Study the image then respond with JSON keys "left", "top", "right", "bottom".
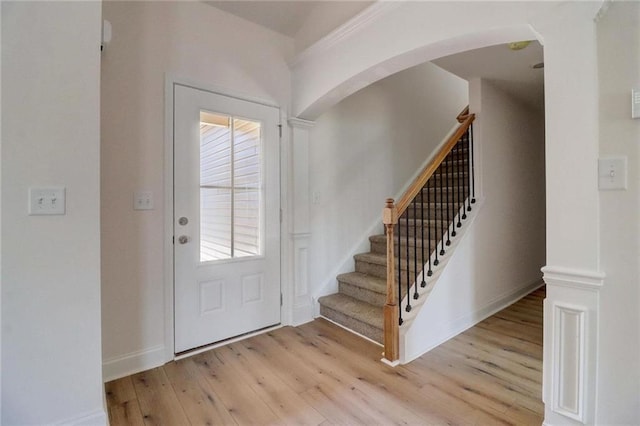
{"left": 382, "top": 198, "right": 399, "bottom": 364}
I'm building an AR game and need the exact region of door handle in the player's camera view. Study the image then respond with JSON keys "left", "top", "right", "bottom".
{"left": 178, "top": 235, "right": 189, "bottom": 244}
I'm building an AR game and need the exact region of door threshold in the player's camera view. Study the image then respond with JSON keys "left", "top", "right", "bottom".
{"left": 174, "top": 323, "right": 282, "bottom": 361}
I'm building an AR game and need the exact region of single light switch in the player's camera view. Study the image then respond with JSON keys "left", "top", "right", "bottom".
{"left": 29, "top": 187, "right": 66, "bottom": 215}
{"left": 134, "top": 191, "right": 154, "bottom": 210}
{"left": 632, "top": 89, "right": 640, "bottom": 119}
{"left": 598, "top": 157, "right": 627, "bottom": 190}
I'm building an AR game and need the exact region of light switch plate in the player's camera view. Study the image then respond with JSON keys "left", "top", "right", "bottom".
{"left": 598, "top": 157, "right": 627, "bottom": 190}
{"left": 632, "top": 88, "right": 640, "bottom": 119}
{"left": 134, "top": 191, "right": 154, "bottom": 210}
{"left": 29, "top": 187, "right": 66, "bottom": 215}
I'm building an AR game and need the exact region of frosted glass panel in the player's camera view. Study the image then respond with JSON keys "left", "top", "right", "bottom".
{"left": 199, "top": 111, "right": 262, "bottom": 262}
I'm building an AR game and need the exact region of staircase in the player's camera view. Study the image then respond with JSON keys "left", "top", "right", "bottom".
{"left": 318, "top": 141, "right": 471, "bottom": 345}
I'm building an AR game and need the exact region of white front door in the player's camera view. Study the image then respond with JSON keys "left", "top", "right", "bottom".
{"left": 173, "top": 84, "right": 281, "bottom": 353}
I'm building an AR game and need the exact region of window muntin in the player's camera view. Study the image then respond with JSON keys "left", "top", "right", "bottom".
{"left": 199, "top": 112, "right": 262, "bottom": 262}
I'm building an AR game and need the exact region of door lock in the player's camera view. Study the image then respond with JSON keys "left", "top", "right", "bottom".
{"left": 178, "top": 235, "right": 189, "bottom": 244}
{"left": 178, "top": 217, "right": 188, "bottom": 226}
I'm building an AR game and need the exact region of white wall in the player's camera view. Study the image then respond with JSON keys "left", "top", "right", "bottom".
{"left": 596, "top": 2, "right": 640, "bottom": 423}
{"left": 0, "top": 1, "right": 3, "bottom": 418}
{"left": 308, "top": 62, "right": 468, "bottom": 299}
{"left": 101, "top": 1, "right": 293, "bottom": 380}
{"left": 403, "top": 79, "right": 546, "bottom": 361}
{"left": 1, "top": 2, "right": 105, "bottom": 425}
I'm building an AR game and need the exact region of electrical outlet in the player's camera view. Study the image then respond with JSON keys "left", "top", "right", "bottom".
{"left": 29, "top": 187, "right": 66, "bottom": 215}
{"left": 134, "top": 191, "right": 154, "bottom": 210}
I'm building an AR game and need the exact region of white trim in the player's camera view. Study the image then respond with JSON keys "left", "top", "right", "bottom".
{"left": 289, "top": 2, "right": 402, "bottom": 69}
{"left": 381, "top": 358, "right": 400, "bottom": 368}
{"left": 552, "top": 302, "right": 587, "bottom": 422}
{"left": 163, "top": 75, "right": 175, "bottom": 364}
{"left": 54, "top": 409, "right": 108, "bottom": 426}
{"left": 543, "top": 266, "right": 601, "bottom": 425}
{"left": 165, "top": 73, "right": 280, "bottom": 110}
{"left": 402, "top": 278, "right": 544, "bottom": 364}
{"left": 279, "top": 109, "right": 294, "bottom": 327}
{"left": 164, "top": 74, "right": 288, "bottom": 365}
{"left": 102, "top": 345, "right": 166, "bottom": 383}
{"left": 542, "top": 266, "right": 605, "bottom": 291}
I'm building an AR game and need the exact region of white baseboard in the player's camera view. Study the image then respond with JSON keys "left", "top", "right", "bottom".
{"left": 54, "top": 409, "right": 108, "bottom": 426}
{"left": 402, "top": 279, "right": 544, "bottom": 363}
{"left": 102, "top": 344, "right": 165, "bottom": 382}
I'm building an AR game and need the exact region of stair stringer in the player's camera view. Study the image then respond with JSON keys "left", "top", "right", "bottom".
{"left": 397, "top": 197, "right": 484, "bottom": 363}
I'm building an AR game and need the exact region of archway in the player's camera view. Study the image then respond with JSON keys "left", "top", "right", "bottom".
{"left": 288, "top": 2, "right": 605, "bottom": 424}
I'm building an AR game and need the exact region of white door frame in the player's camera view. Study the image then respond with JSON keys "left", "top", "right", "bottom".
{"left": 163, "top": 75, "right": 292, "bottom": 362}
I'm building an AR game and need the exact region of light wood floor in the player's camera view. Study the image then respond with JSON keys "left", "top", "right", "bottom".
{"left": 106, "top": 287, "right": 544, "bottom": 425}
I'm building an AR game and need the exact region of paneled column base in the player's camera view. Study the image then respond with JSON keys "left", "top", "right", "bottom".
{"left": 542, "top": 266, "right": 605, "bottom": 425}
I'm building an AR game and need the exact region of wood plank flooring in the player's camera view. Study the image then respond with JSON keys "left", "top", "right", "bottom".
{"left": 106, "top": 287, "right": 544, "bottom": 425}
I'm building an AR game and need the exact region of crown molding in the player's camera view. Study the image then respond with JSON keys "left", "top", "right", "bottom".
{"left": 289, "top": 1, "right": 402, "bottom": 69}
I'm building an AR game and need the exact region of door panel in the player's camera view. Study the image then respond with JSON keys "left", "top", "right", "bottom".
{"left": 173, "top": 84, "right": 280, "bottom": 353}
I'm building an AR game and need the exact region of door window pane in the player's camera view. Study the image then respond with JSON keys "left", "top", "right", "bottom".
{"left": 233, "top": 118, "right": 261, "bottom": 258}
{"left": 199, "top": 111, "right": 262, "bottom": 262}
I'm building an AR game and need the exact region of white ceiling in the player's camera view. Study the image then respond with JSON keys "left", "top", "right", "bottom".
{"left": 433, "top": 41, "right": 545, "bottom": 111}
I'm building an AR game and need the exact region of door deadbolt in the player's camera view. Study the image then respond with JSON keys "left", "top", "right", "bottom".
{"left": 178, "top": 217, "right": 188, "bottom": 226}
{"left": 178, "top": 235, "right": 189, "bottom": 244}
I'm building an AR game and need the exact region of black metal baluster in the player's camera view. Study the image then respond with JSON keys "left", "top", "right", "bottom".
{"left": 445, "top": 151, "right": 451, "bottom": 246}
{"left": 428, "top": 179, "right": 434, "bottom": 273}
{"left": 439, "top": 163, "right": 445, "bottom": 256}
{"left": 457, "top": 139, "right": 463, "bottom": 227}
{"left": 420, "top": 189, "right": 427, "bottom": 287}
{"left": 397, "top": 215, "right": 402, "bottom": 325}
{"left": 470, "top": 123, "right": 476, "bottom": 205}
{"left": 405, "top": 210, "right": 411, "bottom": 312}
{"left": 462, "top": 130, "right": 472, "bottom": 219}
{"left": 432, "top": 177, "right": 439, "bottom": 267}
{"left": 413, "top": 201, "right": 419, "bottom": 300}
{"left": 451, "top": 145, "right": 458, "bottom": 237}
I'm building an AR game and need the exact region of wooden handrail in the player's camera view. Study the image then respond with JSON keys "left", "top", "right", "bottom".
{"left": 395, "top": 114, "right": 475, "bottom": 216}
{"left": 456, "top": 105, "right": 470, "bottom": 123}
{"left": 382, "top": 106, "right": 475, "bottom": 365}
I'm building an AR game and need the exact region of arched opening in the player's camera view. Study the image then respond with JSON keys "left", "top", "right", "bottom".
{"left": 303, "top": 37, "right": 547, "bottom": 420}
